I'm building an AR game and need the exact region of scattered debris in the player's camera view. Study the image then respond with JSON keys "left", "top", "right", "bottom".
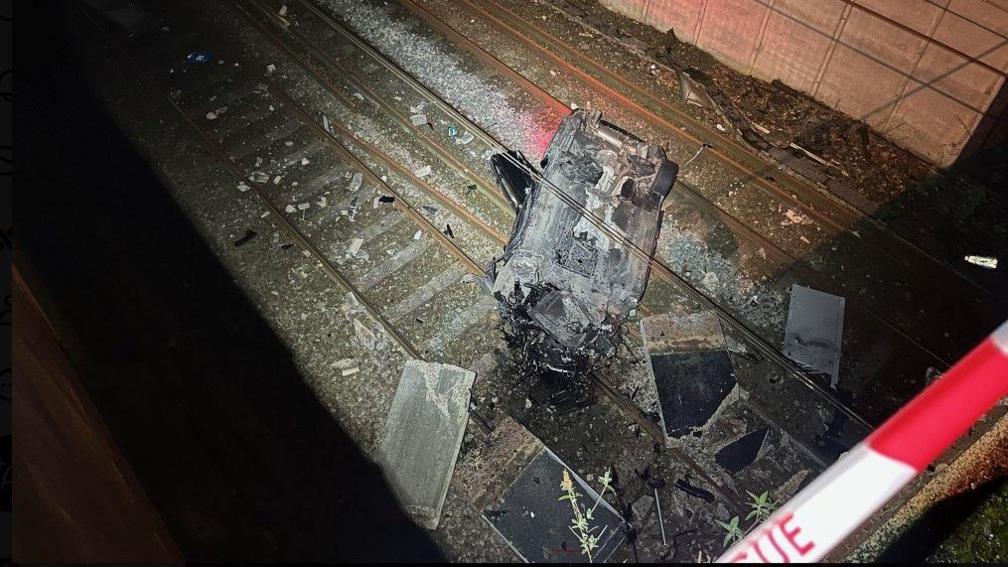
{"left": 232, "top": 229, "right": 257, "bottom": 247}
{"left": 678, "top": 69, "right": 713, "bottom": 109}
{"left": 205, "top": 106, "right": 227, "bottom": 120}
{"left": 641, "top": 311, "right": 736, "bottom": 439}
{"left": 378, "top": 360, "right": 476, "bottom": 530}
{"left": 631, "top": 494, "right": 654, "bottom": 521}
{"left": 924, "top": 366, "right": 942, "bottom": 386}
{"left": 414, "top": 164, "right": 432, "bottom": 178}
{"left": 654, "top": 484, "right": 667, "bottom": 546}
{"left": 782, "top": 284, "right": 846, "bottom": 388}
{"left": 344, "top": 196, "right": 360, "bottom": 222}
{"left": 348, "top": 172, "right": 363, "bottom": 192}
{"left": 317, "top": 195, "right": 327, "bottom": 208}
{"left": 682, "top": 142, "right": 712, "bottom": 168}
{"left": 674, "top": 478, "right": 715, "bottom": 502}
{"left": 352, "top": 318, "right": 376, "bottom": 349}
{"left": 782, "top": 208, "right": 810, "bottom": 225}
{"left": 347, "top": 237, "right": 364, "bottom": 257}
{"left": 185, "top": 50, "right": 212, "bottom": 64}
{"left": 236, "top": 181, "right": 250, "bottom": 192}
{"left": 964, "top": 255, "right": 997, "bottom": 269}
{"left": 715, "top": 428, "right": 769, "bottom": 474}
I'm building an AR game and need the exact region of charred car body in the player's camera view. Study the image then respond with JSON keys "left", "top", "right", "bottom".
{"left": 486, "top": 110, "right": 678, "bottom": 406}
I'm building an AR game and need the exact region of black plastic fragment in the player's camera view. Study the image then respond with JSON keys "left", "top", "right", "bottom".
{"left": 714, "top": 428, "right": 769, "bottom": 474}
{"left": 489, "top": 150, "right": 536, "bottom": 212}
{"left": 652, "top": 351, "right": 736, "bottom": 437}
{"left": 233, "top": 229, "right": 257, "bottom": 247}
{"left": 674, "top": 478, "right": 715, "bottom": 502}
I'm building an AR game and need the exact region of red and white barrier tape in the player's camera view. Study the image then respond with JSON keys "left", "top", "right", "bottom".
{"left": 718, "top": 321, "right": 1008, "bottom": 563}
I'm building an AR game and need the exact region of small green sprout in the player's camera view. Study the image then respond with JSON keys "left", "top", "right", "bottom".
{"left": 559, "top": 467, "right": 615, "bottom": 562}
{"left": 716, "top": 515, "right": 745, "bottom": 548}
{"left": 745, "top": 490, "right": 777, "bottom": 524}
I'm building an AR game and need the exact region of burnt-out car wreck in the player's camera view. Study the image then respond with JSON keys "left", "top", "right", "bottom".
{"left": 485, "top": 110, "right": 679, "bottom": 409}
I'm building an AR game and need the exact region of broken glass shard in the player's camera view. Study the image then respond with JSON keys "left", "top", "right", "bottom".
{"left": 782, "top": 284, "right": 845, "bottom": 388}
{"left": 641, "top": 311, "right": 736, "bottom": 439}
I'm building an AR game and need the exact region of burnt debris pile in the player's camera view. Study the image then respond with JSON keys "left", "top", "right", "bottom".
{"left": 484, "top": 110, "right": 678, "bottom": 408}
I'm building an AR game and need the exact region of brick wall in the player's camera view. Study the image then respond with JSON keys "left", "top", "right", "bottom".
{"left": 602, "top": 0, "right": 1008, "bottom": 166}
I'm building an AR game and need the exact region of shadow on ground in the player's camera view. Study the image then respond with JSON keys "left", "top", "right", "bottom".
{"left": 877, "top": 477, "right": 1008, "bottom": 563}
{"left": 16, "top": 1, "right": 441, "bottom": 561}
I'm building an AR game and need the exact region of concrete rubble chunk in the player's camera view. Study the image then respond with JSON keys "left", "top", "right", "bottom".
{"left": 631, "top": 493, "right": 654, "bottom": 522}
{"left": 378, "top": 360, "right": 477, "bottom": 530}
{"left": 348, "top": 172, "right": 363, "bottom": 192}
{"left": 641, "top": 311, "right": 736, "bottom": 439}
{"left": 782, "top": 284, "right": 845, "bottom": 388}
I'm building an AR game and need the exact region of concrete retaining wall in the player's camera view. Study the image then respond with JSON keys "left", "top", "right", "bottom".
{"left": 602, "top": 0, "right": 1008, "bottom": 166}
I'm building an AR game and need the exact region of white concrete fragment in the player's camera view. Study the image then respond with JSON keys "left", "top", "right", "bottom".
{"left": 347, "top": 238, "right": 364, "bottom": 256}
{"left": 348, "top": 172, "right": 363, "bottom": 192}
{"left": 965, "top": 255, "right": 998, "bottom": 269}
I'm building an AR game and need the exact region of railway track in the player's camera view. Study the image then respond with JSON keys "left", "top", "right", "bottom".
{"left": 83, "top": 0, "right": 804, "bottom": 522}
{"left": 72, "top": 0, "right": 1001, "bottom": 558}
{"left": 250, "top": 0, "right": 977, "bottom": 435}
{"left": 466, "top": 0, "right": 1008, "bottom": 291}
{"left": 72, "top": 0, "right": 1007, "bottom": 559}
{"left": 396, "top": 0, "right": 1007, "bottom": 361}
{"left": 229, "top": 0, "right": 822, "bottom": 503}
{"left": 237, "top": 0, "right": 893, "bottom": 449}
